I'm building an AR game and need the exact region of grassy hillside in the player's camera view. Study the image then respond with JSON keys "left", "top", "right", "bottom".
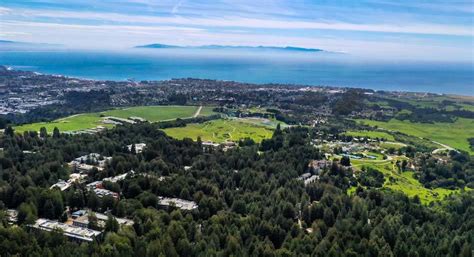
{"left": 344, "top": 130, "right": 395, "bottom": 141}
{"left": 162, "top": 118, "right": 277, "bottom": 143}
{"left": 356, "top": 118, "right": 474, "bottom": 154}
{"left": 349, "top": 158, "right": 467, "bottom": 204}
{"left": 15, "top": 105, "right": 215, "bottom": 133}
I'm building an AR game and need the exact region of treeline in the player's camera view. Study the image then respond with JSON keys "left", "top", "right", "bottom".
{"left": 369, "top": 96, "right": 474, "bottom": 123}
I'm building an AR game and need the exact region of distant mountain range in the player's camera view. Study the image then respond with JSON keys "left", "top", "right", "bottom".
{"left": 0, "top": 40, "right": 61, "bottom": 48}
{"left": 135, "top": 43, "right": 324, "bottom": 52}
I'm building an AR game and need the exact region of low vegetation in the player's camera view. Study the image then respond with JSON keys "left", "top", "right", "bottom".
{"left": 357, "top": 118, "right": 474, "bottom": 154}
{"left": 162, "top": 118, "right": 276, "bottom": 143}
{"left": 350, "top": 158, "right": 467, "bottom": 204}
{"left": 14, "top": 105, "right": 214, "bottom": 133}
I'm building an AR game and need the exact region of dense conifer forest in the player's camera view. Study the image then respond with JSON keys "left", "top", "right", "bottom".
{"left": 0, "top": 123, "right": 472, "bottom": 257}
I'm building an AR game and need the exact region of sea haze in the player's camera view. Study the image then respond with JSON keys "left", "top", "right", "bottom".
{"left": 0, "top": 48, "right": 473, "bottom": 95}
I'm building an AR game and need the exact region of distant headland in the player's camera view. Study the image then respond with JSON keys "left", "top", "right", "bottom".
{"left": 135, "top": 43, "right": 324, "bottom": 52}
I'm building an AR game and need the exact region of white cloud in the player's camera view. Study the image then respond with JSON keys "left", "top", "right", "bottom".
{"left": 2, "top": 19, "right": 471, "bottom": 62}
{"left": 171, "top": 0, "right": 183, "bottom": 14}
{"left": 8, "top": 8, "right": 474, "bottom": 36}
{"left": 0, "top": 7, "right": 12, "bottom": 15}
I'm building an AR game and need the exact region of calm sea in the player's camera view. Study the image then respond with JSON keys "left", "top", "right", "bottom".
{"left": 1, "top": 49, "right": 473, "bottom": 95}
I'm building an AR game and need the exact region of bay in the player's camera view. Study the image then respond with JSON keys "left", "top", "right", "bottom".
{"left": 1, "top": 49, "right": 472, "bottom": 95}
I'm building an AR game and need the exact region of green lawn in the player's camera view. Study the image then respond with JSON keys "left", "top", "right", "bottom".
{"left": 101, "top": 105, "right": 209, "bottom": 121}
{"left": 197, "top": 106, "right": 217, "bottom": 117}
{"left": 379, "top": 142, "right": 406, "bottom": 150}
{"left": 162, "top": 118, "right": 277, "bottom": 143}
{"left": 15, "top": 105, "right": 215, "bottom": 133}
{"left": 350, "top": 158, "right": 466, "bottom": 204}
{"left": 344, "top": 130, "right": 395, "bottom": 141}
{"left": 356, "top": 118, "right": 474, "bottom": 154}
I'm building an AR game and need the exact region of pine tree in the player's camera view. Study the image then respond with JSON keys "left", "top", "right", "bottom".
{"left": 52, "top": 127, "right": 60, "bottom": 138}
{"left": 39, "top": 127, "right": 48, "bottom": 138}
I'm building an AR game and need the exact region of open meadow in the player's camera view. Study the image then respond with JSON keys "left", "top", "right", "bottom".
{"left": 344, "top": 130, "right": 395, "bottom": 141}
{"left": 349, "top": 158, "right": 468, "bottom": 204}
{"left": 356, "top": 118, "right": 474, "bottom": 154}
{"left": 14, "top": 105, "right": 215, "bottom": 133}
{"left": 162, "top": 118, "right": 277, "bottom": 143}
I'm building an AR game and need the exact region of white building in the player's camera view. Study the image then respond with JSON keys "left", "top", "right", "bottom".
{"left": 31, "top": 218, "right": 101, "bottom": 242}
{"left": 159, "top": 197, "right": 198, "bottom": 210}
{"left": 127, "top": 143, "right": 146, "bottom": 153}
{"left": 50, "top": 180, "right": 71, "bottom": 191}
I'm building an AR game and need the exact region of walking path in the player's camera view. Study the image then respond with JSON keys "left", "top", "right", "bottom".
{"left": 193, "top": 106, "right": 203, "bottom": 118}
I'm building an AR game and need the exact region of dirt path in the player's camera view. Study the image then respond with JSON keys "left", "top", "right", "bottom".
{"left": 431, "top": 140, "right": 458, "bottom": 154}
{"left": 193, "top": 106, "right": 203, "bottom": 118}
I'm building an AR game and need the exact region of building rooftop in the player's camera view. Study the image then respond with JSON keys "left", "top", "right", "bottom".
{"left": 31, "top": 218, "right": 101, "bottom": 242}
{"left": 127, "top": 143, "right": 146, "bottom": 153}
{"left": 159, "top": 197, "right": 198, "bottom": 210}
{"left": 93, "top": 188, "right": 119, "bottom": 199}
{"left": 50, "top": 180, "right": 71, "bottom": 191}
{"left": 103, "top": 170, "right": 134, "bottom": 183}
{"left": 6, "top": 209, "right": 18, "bottom": 223}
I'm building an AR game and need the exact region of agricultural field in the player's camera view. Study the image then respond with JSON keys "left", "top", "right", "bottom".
{"left": 162, "top": 118, "right": 278, "bottom": 143}
{"left": 349, "top": 158, "right": 467, "bottom": 204}
{"left": 356, "top": 118, "right": 474, "bottom": 154}
{"left": 14, "top": 105, "right": 215, "bottom": 133}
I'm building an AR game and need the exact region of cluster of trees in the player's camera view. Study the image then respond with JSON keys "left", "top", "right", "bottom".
{"left": 416, "top": 151, "right": 474, "bottom": 189}
{"left": 332, "top": 90, "right": 366, "bottom": 116}
{"left": 358, "top": 167, "right": 385, "bottom": 188}
{"left": 367, "top": 96, "right": 474, "bottom": 124}
{"left": 0, "top": 123, "right": 473, "bottom": 256}
{"left": 396, "top": 108, "right": 455, "bottom": 123}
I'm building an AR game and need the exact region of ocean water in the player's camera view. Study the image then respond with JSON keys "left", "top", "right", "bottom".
{"left": 0, "top": 49, "right": 473, "bottom": 95}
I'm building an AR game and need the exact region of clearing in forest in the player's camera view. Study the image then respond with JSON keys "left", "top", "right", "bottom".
{"left": 162, "top": 118, "right": 278, "bottom": 143}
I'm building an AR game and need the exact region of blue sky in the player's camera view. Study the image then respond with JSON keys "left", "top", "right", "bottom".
{"left": 1, "top": 0, "right": 473, "bottom": 61}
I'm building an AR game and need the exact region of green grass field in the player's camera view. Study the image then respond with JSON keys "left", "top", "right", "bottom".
{"left": 350, "top": 158, "right": 466, "bottom": 204}
{"left": 162, "top": 118, "right": 277, "bottom": 143}
{"left": 356, "top": 118, "right": 474, "bottom": 154}
{"left": 379, "top": 142, "right": 406, "bottom": 150}
{"left": 101, "top": 105, "right": 212, "bottom": 121}
{"left": 344, "top": 130, "right": 395, "bottom": 141}
{"left": 15, "top": 105, "right": 215, "bottom": 133}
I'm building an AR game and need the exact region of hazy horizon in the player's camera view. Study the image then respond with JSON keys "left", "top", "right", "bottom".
{"left": 2, "top": 48, "right": 473, "bottom": 96}
{"left": 1, "top": 0, "right": 473, "bottom": 62}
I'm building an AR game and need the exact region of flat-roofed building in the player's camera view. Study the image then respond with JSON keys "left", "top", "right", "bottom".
{"left": 31, "top": 218, "right": 101, "bottom": 242}
{"left": 68, "top": 153, "right": 111, "bottom": 173}
{"left": 86, "top": 181, "right": 103, "bottom": 190}
{"left": 127, "top": 143, "right": 146, "bottom": 153}
{"left": 50, "top": 180, "right": 71, "bottom": 191}
{"left": 6, "top": 209, "right": 18, "bottom": 224}
{"left": 103, "top": 170, "right": 134, "bottom": 183}
{"left": 159, "top": 197, "right": 198, "bottom": 210}
{"left": 93, "top": 188, "right": 119, "bottom": 199}
{"left": 71, "top": 210, "right": 134, "bottom": 229}
{"left": 72, "top": 215, "right": 90, "bottom": 228}
{"left": 94, "top": 212, "right": 134, "bottom": 227}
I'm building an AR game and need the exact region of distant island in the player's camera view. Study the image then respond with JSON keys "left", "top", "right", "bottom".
{"left": 135, "top": 43, "right": 323, "bottom": 52}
